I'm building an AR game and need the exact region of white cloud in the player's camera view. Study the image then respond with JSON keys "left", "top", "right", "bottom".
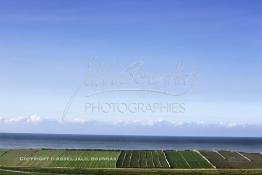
{"left": 0, "top": 116, "right": 258, "bottom": 129}
{"left": 106, "top": 119, "right": 255, "bottom": 128}
{"left": 26, "top": 115, "right": 43, "bottom": 124}
{"left": 1, "top": 117, "right": 261, "bottom": 136}
{"left": 0, "top": 115, "right": 43, "bottom": 124}
{"left": 70, "top": 117, "right": 89, "bottom": 124}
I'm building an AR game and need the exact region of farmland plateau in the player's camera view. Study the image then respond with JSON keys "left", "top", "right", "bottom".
{"left": 1, "top": 149, "right": 262, "bottom": 174}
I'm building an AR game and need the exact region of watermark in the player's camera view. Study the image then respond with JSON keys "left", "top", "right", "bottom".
{"left": 84, "top": 60, "right": 195, "bottom": 91}
{"left": 61, "top": 59, "right": 197, "bottom": 121}
{"left": 19, "top": 156, "right": 117, "bottom": 162}
{"left": 85, "top": 102, "right": 186, "bottom": 114}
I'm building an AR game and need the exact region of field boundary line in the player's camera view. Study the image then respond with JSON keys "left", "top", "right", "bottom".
{"left": 213, "top": 150, "right": 226, "bottom": 159}
{"left": 236, "top": 152, "right": 251, "bottom": 162}
{"left": 144, "top": 151, "right": 148, "bottom": 167}
{"left": 138, "top": 151, "right": 141, "bottom": 167}
{"left": 193, "top": 150, "right": 216, "bottom": 168}
{"left": 179, "top": 152, "right": 191, "bottom": 168}
{"left": 0, "top": 168, "right": 34, "bottom": 174}
{"left": 121, "top": 152, "right": 127, "bottom": 167}
{"left": 129, "top": 151, "right": 133, "bottom": 167}
{"left": 0, "top": 151, "right": 7, "bottom": 158}
{"left": 162, "top": 150, "right": 171, "bottom": 168}
{"left": 2, "top": 166, "right": 262, "bottom": 173}
{"left": 0, "top": 168, "right": 57, "bottom": 175}
{"left": 0, "top": 168, "right": 87, "bottom": 175}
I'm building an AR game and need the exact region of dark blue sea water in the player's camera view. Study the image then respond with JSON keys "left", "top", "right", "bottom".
{"left": 0, "top": 133, "right": 262, "bottom": 153}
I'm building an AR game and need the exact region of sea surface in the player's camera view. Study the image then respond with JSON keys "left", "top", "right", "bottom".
{"left": 0, "top": 133, "right": 262, "bottom": 153}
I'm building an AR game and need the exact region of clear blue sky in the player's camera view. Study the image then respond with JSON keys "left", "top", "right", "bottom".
{"left": 0, "top": 0, "right": 262, "bottom": 136}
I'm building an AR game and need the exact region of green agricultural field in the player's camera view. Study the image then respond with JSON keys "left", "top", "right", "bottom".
{"left": 181, "top": 151, "right": 213, "bottom": 169}
{"left": 0, "top": 149, "right": 120, "bottom": 168}
{"left": 116, "top": 150, "right": 169, "bottom": 168}
{"left": 116, "top": 150, "right": 132, "bottom": 168}
{"left": 0, "top": 150, "right": 7, "bottom": 157}
{"left": 164, "top": 151, "right": 213, "bottom": 169}
{"left": 0, "top": 149, "right": 39, "bottom": 167}
{"left": 153, "top": 151, "right": 170, "bottom": 168}
{"left": 49, "top": 150, "right": 121, "bottom": 168}
{"left": 1, "top": 149, "right": 262, "bottom": 171}
{"left": 164, "top": 150, "right": 190, "bottom": 168}
{"left": 17, "top": 149, "right": 65, "bottom": 167}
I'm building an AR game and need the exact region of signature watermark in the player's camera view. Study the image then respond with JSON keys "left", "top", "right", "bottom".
{"left": 61, "top": 59, "right": 197, "bottom": 121}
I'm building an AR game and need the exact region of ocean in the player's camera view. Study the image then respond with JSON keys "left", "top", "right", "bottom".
{"left": 0, "top": 133, "right": 262, "bottom": 153}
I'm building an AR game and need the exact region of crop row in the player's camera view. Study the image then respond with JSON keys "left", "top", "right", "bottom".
{"left": 116, "top": 150, "right": 170, "bottom": 168}
{"left": 164, "top": 150, "right": 213, "bottom": 169}
{"left": 116, "top": 150, "right": 213, "bottom": 169}
{"left": 199, "top": 150, "right": 262, "bottom": 169}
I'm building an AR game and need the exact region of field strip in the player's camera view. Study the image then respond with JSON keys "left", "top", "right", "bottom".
{"left": 0, "top": 168, "right": 44, "bottom": 175}
{"left": 156, "top": 156, "right": 161, "bottom": 167}
{"left": 193, "top": 150, "right": 216, "bottom": 168}
{"left": 138, "top": 151, "right": 141, "bottom": 167}
{"left": 145, "top": 152, "right": 148, "bottom": 167}
{"left": 162, "top": 150, "right": 171, "bottom": 168}
{"left": 158, "top": 151, "right": 163, "bottom": 167}
{"left": 213, "top": 150, "right": 226, "bottom": 159}
{"left": 158, "top": 158, "right": 162, "bottom": 167}
{"left": 0, "top": 168, "right": 67, "bottom": 175}
{"left": 129, "top": 151, "right": 133, "bottom": 167}
{"left": 0, "top": 168, "right": 85, "bottom": 175}
{"left": 155, "top": 152, "right": 161, "bottom": 167}
{"left": 179, "top": 152, "right": 191, "bottom": 168}
{"left": 150, "top": 151, "right": 155, "bottom": 167}
{"left": 2, "top": 167, "right": 262, "bottom": 174}
{"left": 121, "top": 152, "right": 127, "bottom": 167}
{"left": 236, "top": 152, "right": 251, "bottom": 162}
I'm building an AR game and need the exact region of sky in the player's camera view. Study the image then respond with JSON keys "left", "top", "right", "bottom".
{"left": 0, "top": 0, "right": 262, "bottom": 136}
